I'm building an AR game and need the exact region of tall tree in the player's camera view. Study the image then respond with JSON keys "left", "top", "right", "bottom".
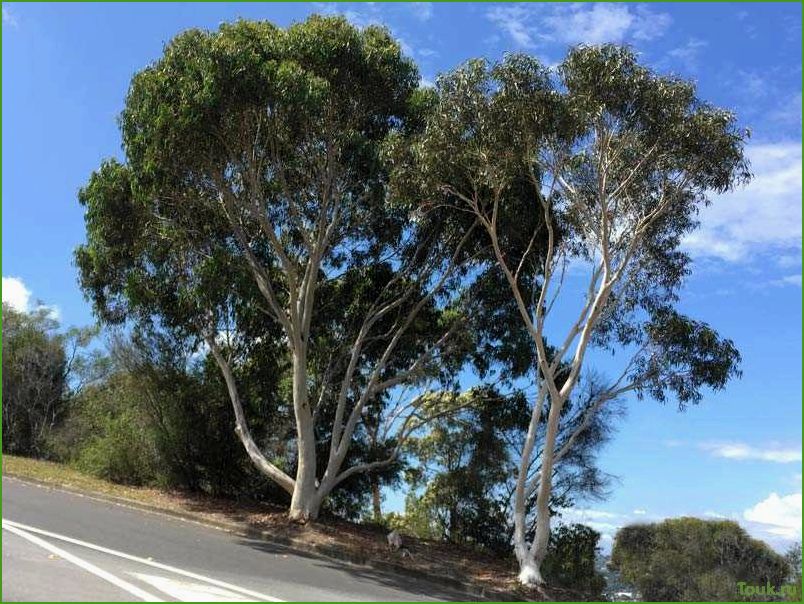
{"left": 400, "top": 46, "right": 748, "bottom": 584}
{"left": 76, "top": 17, "right": 477, "bottom": 521}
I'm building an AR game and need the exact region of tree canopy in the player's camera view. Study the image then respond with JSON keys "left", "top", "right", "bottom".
{"left": 77, "top": 16, "right": 481, "bottom": 521}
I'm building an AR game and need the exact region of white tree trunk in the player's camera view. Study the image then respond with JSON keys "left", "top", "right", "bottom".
{"left": 288, "top": 348, "right": 320, "bottom": 522}
{"left": 289, "top": 483, "right": 322, "bottom": 522}
{"left": 517, "top": 558, "right": 545, "bottom": 587}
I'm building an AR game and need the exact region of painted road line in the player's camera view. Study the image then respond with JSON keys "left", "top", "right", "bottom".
{"left": 2, "top": 520, "right": 164, "bottom": 602}
{"left": 131, "top": 573, "right": 259, "bottom": 602}
{"left": 2, "top": 518, "right": 284, "bottom": 602}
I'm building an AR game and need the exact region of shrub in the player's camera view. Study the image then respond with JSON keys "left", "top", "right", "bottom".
{"left": 51, "top": 372, "right": 160, "bottom": 485}
{"left": 611, "top": 517, "right": 790, "bottom": 601}
{"left": 542, "top": 523, "right": 607, "bottom": 598}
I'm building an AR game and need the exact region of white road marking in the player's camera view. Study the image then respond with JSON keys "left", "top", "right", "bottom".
{"left": 131, "top": 573, "right": 259, "bottom": 602}
{"left": 2, "top": 521, "right": 164, "bottom": 602}
{"left": 2, "top": 518, "right": 283, "bottom": 602}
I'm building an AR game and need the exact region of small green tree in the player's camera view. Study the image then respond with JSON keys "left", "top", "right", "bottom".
{"left": 541, "top": 523, "right": 606, "bottom": 598}
{"left": 2, "top": 303, "right": 98, "bottom": 457}
{"left": 611, "top": 518, "right": 790, "bottom": 601}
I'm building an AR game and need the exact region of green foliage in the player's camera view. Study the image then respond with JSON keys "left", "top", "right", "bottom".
{"left": 50, "top": 330, "right": 291, "bottom": 500}
{"left": 55, "top": 372, "right": 160, "bottom": 485}
{"left": 783, "top": 543, "right": 802, "bottom": 602}
{"left": 76, "top": 16, "right": 421, "bottom": 339}
{"left": 398, "top": 388, "right": 526, "bottom": 553}
{"left": 611, "top": 518, "right": 790, "bottom": 601}
{"left": 397, "top": 383, "right": 618, "bottom": 554}
{"left": 541, "top": 523, "right": 607, "bottom": 598}
{"left": 2, "top": 303, "right": 98, "bottom": 457}
{"left": 400, "top": 45, "right": 748, "bottom": 409}
{"left": 2, "top": 304, "right": 67, "bottom": 456}
{"left": 74, "top": 16, "right": 475, "bottom": 518}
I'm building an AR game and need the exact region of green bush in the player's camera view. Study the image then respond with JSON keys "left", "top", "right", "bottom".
{"left": 611, "top": 517, "right": 790, "bottom": 601}
{"left": 51, "top": 372, "right": 160, "bottom": 486}
{"left": 542, "top": 523, "right": 607, "bottom": 598}
{"left": 73, "top": 422, "right": 158, "bottom": 486}
{"left": 50, "top": 333, "right": 293, "bottom": 504}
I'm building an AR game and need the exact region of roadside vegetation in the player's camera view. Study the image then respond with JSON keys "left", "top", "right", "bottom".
{"left": 2, "top": 14, "right": 799, "bottom": 601}
{"left": 611, "top": 518, "right": 799, "bottom": 602}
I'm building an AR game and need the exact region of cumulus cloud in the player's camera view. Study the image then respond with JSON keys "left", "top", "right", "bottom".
{"left": 558, "top": 498, "right": 802, "bottom": 553}
{"left": 700, "top": 441, "right": 802, "bottom": 463}
{"left": 2, "top": 277, "right": 32, "bottom": 312}
{"left": 744, "top": 492, "right": 802, "bottom": 539}
{"left": 2, "top": 276, "right": 60, "bottom": 319}
{"left": 486, "top": 4, "right": 671, "bottom": 49}
{"left": 684, "top": 141, "right": 802, "bottom": 262}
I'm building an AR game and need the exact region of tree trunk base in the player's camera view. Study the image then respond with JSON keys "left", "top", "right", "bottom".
{"left": 288, "top": 507, "right": 317, "bottom": 523}
{"left": 518, "top": 560, "right": 545, "bottom": 587}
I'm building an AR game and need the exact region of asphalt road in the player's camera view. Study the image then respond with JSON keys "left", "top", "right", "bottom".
{"left": 1, "top": 477, "right": 472, "bottom": 602}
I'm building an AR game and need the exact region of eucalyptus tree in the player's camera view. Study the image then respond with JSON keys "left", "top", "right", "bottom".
{"left": 76, "top": 17, "right": 478, "bottom": 521}
{"left": 401, "top": 46, "right": 748, "bottom": 585}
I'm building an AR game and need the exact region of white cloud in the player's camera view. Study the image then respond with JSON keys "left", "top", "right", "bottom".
{"left": 703, "top": 510, "right": 729, "bottom": 519}
{"left": 701, "top": 442, "right": 802, "bottom": 464}
{"left": 666, "top": 38, "right": 708, "bottom": 72}
{"left": 684, "top": 141, "right": 802, "bottom": 262}
{"left": 558, "top": 499, "right": 801, "bottom": 553}
{"left": 769, "top": 274, "right": 802, "bottom": 288}
{"left": 396, "top": 36, "right": 415, "bottom": 58}
{"left": 409, "top": 3, "right": 433, "bottom": 22}
{"left": 3, "top": 7, "right": 18, "bottom": 28}
{"left": 744, "top": 492, "right": 802, "bottom": 539}
{"left": 2, "top": 277, "right": 32, "bottom": 312}
{"left": 486, "top": 4, "right": 671, "bottom": 49}
{"left": 486, "top": 5, "right": 533, "bottom": 47}
{"left": 567, "top": 508, "right": 621, "bottom": 520}
{"left": 775, "top": 253, "right": 802, "bottom": 269}
{"left": 771, "top": 92, "right": 803, "bottom": 126}
{"left": 2, "top": 276, "right": 60, "bottom": 320}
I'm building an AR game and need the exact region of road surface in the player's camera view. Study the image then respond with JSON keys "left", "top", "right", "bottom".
{"left": 2, "top": 477, "right": 473, "bottom": 602}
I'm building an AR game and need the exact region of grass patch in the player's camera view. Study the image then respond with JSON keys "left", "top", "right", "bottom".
{"left": 3, "top": 454, "right": 190, "bottom": 512}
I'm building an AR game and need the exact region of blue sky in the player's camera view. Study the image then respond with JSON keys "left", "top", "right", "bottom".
{"left": 3, "top": 2, "right": 801, "bottom": 551}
